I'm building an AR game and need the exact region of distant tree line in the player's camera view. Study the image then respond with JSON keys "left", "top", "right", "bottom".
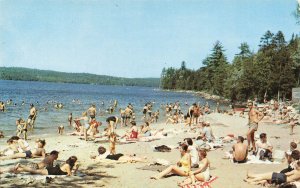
{"left": 0, "top": 67, "right": 160, "bottom": 87}
{"left": 160, "top": 31, "right": 300, "bottom": 102}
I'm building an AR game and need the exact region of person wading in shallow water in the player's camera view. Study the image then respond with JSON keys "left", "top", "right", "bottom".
{"left": 27, "top": 104, "right": 37, "bottom": 129}
{"left": 247, "top": 101, "right": 264, "bottom": 152}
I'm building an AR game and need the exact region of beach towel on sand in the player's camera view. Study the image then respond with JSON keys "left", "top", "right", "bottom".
{"left": 180, "top": 176, "right": 218, "bottom": 188}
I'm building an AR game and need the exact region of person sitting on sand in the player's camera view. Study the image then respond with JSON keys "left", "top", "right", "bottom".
{"left": 256, "top": 133, "right": 273, "bottom": 161}
{"left": 121, "top": 121, "right": 138, "bottom": 139}
{"left": 165, "top": 112, "right": 179, "bottom": 124}
{"left": 92, "top": 146, "right": 147, "bottom": 163}
{"left": 244, "top": 160, "right": 300, "bottom": 186}
{"left": 178, "top": 149, "right": 211, "bottom": 186}
{"left": 15, "top": 156, "right": 79, "bottom": 176}
{"left": 0, "top": 138, "right": 46, "bottom": 160}
{"left": 150, "top": 144, "right": 191, "bottom": 180}
{"left": 232, "top": 136, "right": 248, "bottom": 163}
{"left": 281, "top": 150, "right": 300, "bottom": 174}
{"left": 184, "top": 138, "right": 199, "bottom": 168}
{"left": 201, "top": 122, "right": 215, "bottom": 142}
{"left": 285, "top": 142, "right": 298, "bottom": 165}
{"left": 140, "top": 122, "right": 152, "bottom": 137}
{"left": 91, "top": 120, "right": 102, "bottom": 137}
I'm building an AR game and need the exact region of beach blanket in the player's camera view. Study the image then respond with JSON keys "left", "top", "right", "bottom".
{"left": 224, "top": 152, "right": 281, "bottom": 164}
{"left": 180, "top": 176, "right": 218, "bottom": 188}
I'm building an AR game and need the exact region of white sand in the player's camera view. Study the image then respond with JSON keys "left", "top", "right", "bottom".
{"left": 0, "top": 113, "right": 299, "bottom": 187}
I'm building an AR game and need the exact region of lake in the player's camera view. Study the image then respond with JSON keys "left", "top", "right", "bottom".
{"left": 0, "top": 80, "right": 214, "bottom": 136}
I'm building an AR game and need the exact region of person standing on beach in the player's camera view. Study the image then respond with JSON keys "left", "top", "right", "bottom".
{"left": 187, "top": 103, "right": 196, "bottom": 126}
{"left": 27, "top": 104, "right": 37, "bottom": 129}
{"left": 68, "top": 113, "right": 73, "bottom": 126}
{"left": 247, "top": 101, "right": 264, "bottom": 152}
{"left": 88, "top": 104, "right": 96, "bottom": 122}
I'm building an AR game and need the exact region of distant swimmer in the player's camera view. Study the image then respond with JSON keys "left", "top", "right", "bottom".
{"left": 0, "top": 101, "right": 5, "bottom": 112}
{"left": 27, "top": 104, "right": 37, "bottom": 129}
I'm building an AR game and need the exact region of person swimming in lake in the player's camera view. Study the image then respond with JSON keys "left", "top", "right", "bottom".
{"left": 14, "top": 156, "right": 79, "bottom": 176}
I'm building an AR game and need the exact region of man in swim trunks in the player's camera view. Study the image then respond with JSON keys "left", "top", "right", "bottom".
{"left": 27, "top": 104, "right": 37, "bottom": 129}
{"left": 247, "top": 101, "right": 264, "bottom": 152}
{"left": 232, "top": 136, "right": 248, "bottom": 163}
{"left": 88, "top": 104, "right": 96, "bottom": 122}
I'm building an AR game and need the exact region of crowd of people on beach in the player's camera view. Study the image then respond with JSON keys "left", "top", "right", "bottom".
{"left": 0, "top": 97, "right": 300, "bottom": 187}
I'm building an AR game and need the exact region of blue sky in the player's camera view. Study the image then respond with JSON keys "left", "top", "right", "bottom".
{"left": 0, "top": 0, "right": 299, "bottom": 78}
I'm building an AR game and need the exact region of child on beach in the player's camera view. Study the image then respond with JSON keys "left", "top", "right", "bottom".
{"left": 109, "top": 132, "right": 117, "bottom": 155}
{"left": 68, "top": 113, "right": 73, "bottom": 126}
{"left": 16, "top": 118, "right": 28, "bottom": 140}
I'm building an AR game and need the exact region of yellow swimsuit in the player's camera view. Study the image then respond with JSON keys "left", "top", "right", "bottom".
{"left": 179, "top": 154, "right": 191, "bottom": 174}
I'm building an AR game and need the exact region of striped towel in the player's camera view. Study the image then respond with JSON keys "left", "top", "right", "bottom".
{"left": 181, "top": 176, "right": 218, "bottom": 188}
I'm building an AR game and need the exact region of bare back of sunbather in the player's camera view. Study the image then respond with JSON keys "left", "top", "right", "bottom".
{"left": 233, "top": 143, "right": 248, "bottom": 162}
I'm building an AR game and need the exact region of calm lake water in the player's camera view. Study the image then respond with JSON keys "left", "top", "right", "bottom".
{"left": 0, "top": 80, "right": 214, "bottom": 136}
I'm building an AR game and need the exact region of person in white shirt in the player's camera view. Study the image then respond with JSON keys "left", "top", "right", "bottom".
{"left": 184, "top": 138, "right": 199, "bottom": 168}
{"left": 255, "top": 133, "right": 273, "bottom": 161}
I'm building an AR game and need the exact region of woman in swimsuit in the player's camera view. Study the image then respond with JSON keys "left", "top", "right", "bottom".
{"left": 140, "top": 122, "right": 151, "bottom": 137}
{"left": 244, "top": 160, "right": 300, "bottom": 185}
{"left": 14, "top": 156, "right": 79, "bottom": 176}
{"left": 0, "top": 138, "right": 46, "bottom": 160}
{"left": 150, "top": 144, "right": 191, "bottom": 180}
{"left": 122, "top": 121, "right": 138, "bottom": 139}
{"left": 178, "top": 149, "right": 211, "bottom": 186}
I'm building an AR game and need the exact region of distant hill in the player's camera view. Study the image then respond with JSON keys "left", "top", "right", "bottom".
{"left": 0, "top": 67, "right": 160, "bottom": 87}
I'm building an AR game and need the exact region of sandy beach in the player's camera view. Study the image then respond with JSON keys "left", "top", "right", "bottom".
{"left": 1, "top": 112, "right": 299, "bottom": 188}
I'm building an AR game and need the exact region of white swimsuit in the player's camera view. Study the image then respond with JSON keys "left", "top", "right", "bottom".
{"left": 199, "top": 163, "right": 210, "bottom": 181}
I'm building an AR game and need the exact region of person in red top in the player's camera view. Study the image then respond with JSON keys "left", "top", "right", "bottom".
{"left": 121, "top": 121, "right": 138, "bottom": 139}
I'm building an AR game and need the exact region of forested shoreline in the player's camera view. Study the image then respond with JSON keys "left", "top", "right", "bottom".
{"left": 160, "top": 31, "right": 300, "bottom": 102}
{"left": 0, "top": 67, "right": 160, "bottom": 87}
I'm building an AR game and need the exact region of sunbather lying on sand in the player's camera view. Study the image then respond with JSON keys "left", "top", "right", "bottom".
{"left": 92, "top": 146, "right": 147, "bottom": 163}
{"left": 244, "top": 160, "right": 300, "bottom": 185}
{"left": 14, "top": 156, "right": 79, "bottom": 176}
{"left": 0, "top": 138, "right": 46, "bottom": 160}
